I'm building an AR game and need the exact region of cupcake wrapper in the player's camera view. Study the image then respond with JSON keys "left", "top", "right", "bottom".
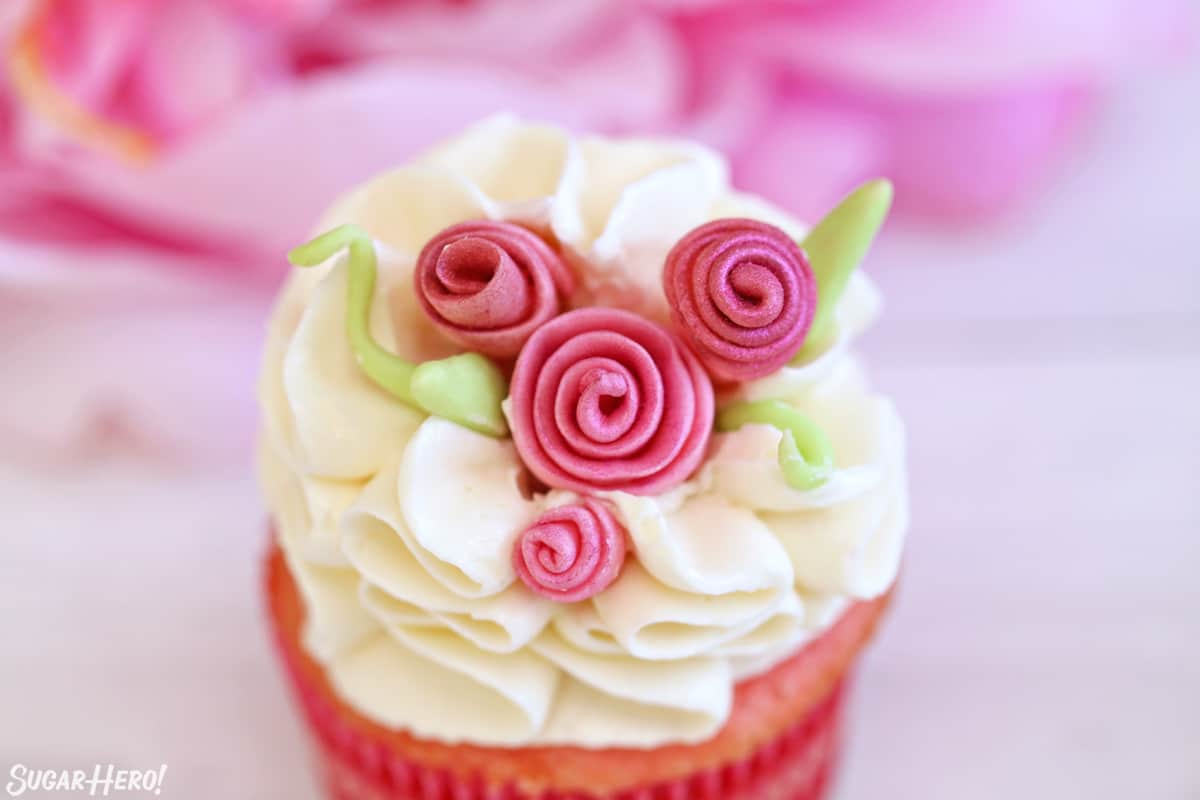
{"left": 273, "top": 630, "right": 844, "bottom": 799}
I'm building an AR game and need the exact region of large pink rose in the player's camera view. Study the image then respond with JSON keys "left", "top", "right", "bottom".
{"left": 509, "top": 307, "right": 714, "bottom": 496}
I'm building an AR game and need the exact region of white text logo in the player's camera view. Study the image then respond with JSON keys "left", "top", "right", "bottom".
{"left": 6, "top": 764, "right": 167, "bottom": 797}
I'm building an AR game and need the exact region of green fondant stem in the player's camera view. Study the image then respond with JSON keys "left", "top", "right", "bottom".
{"left": 288, "top": 225, "right": 418, "bottom": 405}
{"left": 716, "top": 399, "right": 834, "bottom": 490}
{"left": 287, "top": 225, "right": 508, "bottom": 437}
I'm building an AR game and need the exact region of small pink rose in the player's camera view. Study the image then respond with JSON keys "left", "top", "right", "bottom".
{"left": 509, "top": 307, "right": 714, "bottom": 496}
{"left": 664, "top": 218, "right": 817, "bottom": 382}
{"left": 513, "top": 498, "right": 628, "bottom": 603}
{"left": 414, "top": 221, "right": 574, "bottom": 359}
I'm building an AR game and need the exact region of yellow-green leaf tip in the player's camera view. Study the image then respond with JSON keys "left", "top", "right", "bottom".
{"left": 794, "top": 178, "right": 893, "bottom": 362}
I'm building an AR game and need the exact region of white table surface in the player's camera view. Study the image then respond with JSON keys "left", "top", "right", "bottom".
{"left": 1, "top": 70, "right": 1197, "bottom": 799}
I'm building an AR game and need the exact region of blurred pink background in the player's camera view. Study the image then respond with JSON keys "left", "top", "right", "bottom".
{"left": 0, "top": 2, "right": 1197, "bottom": 798}
{"left": 0, "top": 0, "right": 1193, "bottom": 465}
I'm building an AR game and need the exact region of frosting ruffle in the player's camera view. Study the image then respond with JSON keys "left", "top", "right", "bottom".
{"left": 258, "top": 116, "right": 907, "bottom": 749}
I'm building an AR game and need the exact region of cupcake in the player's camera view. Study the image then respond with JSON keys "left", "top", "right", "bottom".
{"left": 258, "top": 116, "right": 908, "bottom": 799}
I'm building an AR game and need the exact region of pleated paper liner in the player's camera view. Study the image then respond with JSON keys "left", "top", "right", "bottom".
{"left": 264, "top": 541, "right": 891, "bottom": 799}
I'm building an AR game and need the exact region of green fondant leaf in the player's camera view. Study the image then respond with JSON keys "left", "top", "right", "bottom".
{"left": 796, "top": 179, "right": 893, "bottom": 361}
{"left": 410, "top": 353, "right": 510, "bottom": 438}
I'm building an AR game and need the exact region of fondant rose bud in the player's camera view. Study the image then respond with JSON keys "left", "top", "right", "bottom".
{"left": 513, "top": 498, "right": 628, "bottom": 602}
{"left": 509, "top": 307, "right": 714, "bottom": 495}
{"left": 663, "top": 218, "right": 817, "bottom": 382}
{"left": 415, "top": 221, "right": 575, "bottom": 359}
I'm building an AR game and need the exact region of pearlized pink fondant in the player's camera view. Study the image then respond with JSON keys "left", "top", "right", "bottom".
{"left": 664, "top": 218, "right": 817, "bottom": 382}
{"left": 414, "top": 221, "right": 574, "bottom": 358}
{"left": 509, "top": 307, "right": 713, "bottom": 495}
{"left": 513, "top": 498, "right": 627, "bottom": 602}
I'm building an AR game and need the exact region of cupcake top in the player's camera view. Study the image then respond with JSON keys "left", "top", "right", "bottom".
{"left": 258, "top": 116, "right": 908, "bottom": 748}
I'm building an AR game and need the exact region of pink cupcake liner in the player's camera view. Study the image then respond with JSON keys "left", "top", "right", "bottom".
{"left": 271, "top": 617, "right": 846, "bottom": 800}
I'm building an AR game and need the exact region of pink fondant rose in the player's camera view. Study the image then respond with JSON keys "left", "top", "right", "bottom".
{"left": 513, "top": 498, "right": 628, "bottom": 602}
{"left": 664, "top": 218, "right": 817, "bottom": 382}
{"left": 414, "top": 221, "right": 575, "bottom": 359}
{"left": 509, "top": 307, "right": 714, "bottom": 495}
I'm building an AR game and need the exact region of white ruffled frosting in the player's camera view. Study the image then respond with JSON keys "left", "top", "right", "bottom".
{"left": 258, "top": 116, "right": 908, "bottom": 748}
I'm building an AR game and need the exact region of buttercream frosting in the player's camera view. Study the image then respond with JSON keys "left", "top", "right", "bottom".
{"left": 258, "top": 115, "right": 908, "bottom": 749}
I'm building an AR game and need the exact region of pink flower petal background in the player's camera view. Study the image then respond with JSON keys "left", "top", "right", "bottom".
{"left": 0, "top": 0, "right": 1193, "bottom": 465}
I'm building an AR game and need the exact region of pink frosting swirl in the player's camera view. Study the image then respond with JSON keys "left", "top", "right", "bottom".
{"left": 414, "top": 221, "right": 575, "bottom": 358}
{"left": 513, "top": 498, "right": 628, "bottom": 602}
{"left": 663, "top": 218, "right": 817, "bottom": 382}
{"left": 509, "top": 307, "right": 714, "bottom": 495}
